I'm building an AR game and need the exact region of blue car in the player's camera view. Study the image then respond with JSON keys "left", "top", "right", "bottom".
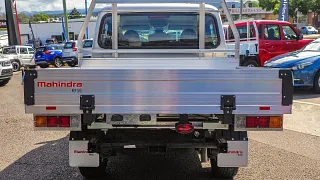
{"left": 264, "top": 38, "right": 320, "bottom": 93}
{"left": 35, "top": 44, "right": 64, "bottom": 68}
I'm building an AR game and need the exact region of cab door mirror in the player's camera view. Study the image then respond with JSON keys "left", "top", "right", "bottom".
{"left": 298, "top": 33, "right": 303, "bottom": 40}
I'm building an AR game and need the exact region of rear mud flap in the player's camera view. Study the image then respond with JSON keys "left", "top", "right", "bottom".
{"left": 69, "top": 141, "right": 99, "bottom": 167}
{"left": 217, "top": 140, "right": 248, "bottom": 167}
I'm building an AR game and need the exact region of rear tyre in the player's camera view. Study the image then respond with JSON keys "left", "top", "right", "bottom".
{"left": 313, "top": 71, "right": 320, "bottom": 93}
{"left": 242, "top": 60, "right": 259, "bottom": 67}
{"left": 0, "top": 79, "right": 10, "bottom": 86}
{"left": 39, "top": 64, "right": 49, "bottom": 68}
{"left": 11, "top": 60, "right": 21, "bottom": 72}
{"left": 68, "top": 62, "right": 77, "bottom": 67}
{"left": 78, "top": 159, "right": 108, "bottom": 179}
{"left": 53, "top": 57, "right": 63, "bottom": 68}
{"left": 210, "top": 157, "right": 239, "bottom": 178}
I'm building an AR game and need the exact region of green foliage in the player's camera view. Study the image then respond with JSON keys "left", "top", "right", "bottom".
{"left": 18, "top": 13, "right": 31, "bottom": 23}
{"left": 32, "top": 13, "right": 50, "bottom": 22}
{"left": 246, "top": 1, "right": 260, "bottom": 7}
{"left": 309, "top": 0, "right": 320, "bottom": 14}
{"left": 258, "top": 0, "right": 312, "bottom": 22}
{"left": 69, "top": 8, "right": 82, "bottom": 19}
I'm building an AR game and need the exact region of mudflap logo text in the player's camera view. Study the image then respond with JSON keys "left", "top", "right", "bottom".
{"left": 228, "top": 151, "right": 244, "bottom": 156}
{"left": 37, "top": 81, "right": 83, "bottom": 93}
{"left": 74, "top": 150, "right": 88, "bottom": 153}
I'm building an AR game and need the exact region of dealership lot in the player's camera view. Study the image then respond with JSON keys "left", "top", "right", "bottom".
{"left": 0, "top": 74, "right": 320, "bottom": 180}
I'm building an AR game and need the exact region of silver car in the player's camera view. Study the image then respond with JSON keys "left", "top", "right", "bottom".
{"left": 1, "top": 45, "right": 35, "bottom": 72}
{"left": 0, "top": 56, "right": 13, "bottom": 86}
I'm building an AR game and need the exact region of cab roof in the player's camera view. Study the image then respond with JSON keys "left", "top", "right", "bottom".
{"left": 101, "top": 3, "right": 219, "bottom": 12}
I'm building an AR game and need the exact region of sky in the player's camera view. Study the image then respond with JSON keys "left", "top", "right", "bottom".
{"left": 0, "top": 0, "right": 97, "bottom": 12}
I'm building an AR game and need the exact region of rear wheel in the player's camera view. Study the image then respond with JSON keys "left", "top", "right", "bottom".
{"left": 67, "top": 62, "right": 77, "bottom": 67}
{"left": 242, "top": 60, "right": 259, "bottom": 67}
{"left": 210, "top": 157, "right": 239, "bottom": 178}
{"left": 0, "top": 79, "right": 10, "bottom": 86}
{"left": 53, "top": 57, "right": 63, "bottom": 68}
{"left": 313, "top": 71, "right": 320, "bottom": 93}
{"left": 39, "top": 64, "right": 49, "bottom": 68}
{"left": 11, "top": 60, "right": 21, "bottom": 72}
{"left": 78, "top": 158, "right": 108, "bottom": 179}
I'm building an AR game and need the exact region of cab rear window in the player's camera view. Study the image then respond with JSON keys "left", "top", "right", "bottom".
{"left": 64, "top": 42, "right": 74, "bottom": 49}
{"left": 98, "top": 13, "right": 220, "bottom": 49}
{"left": 227, "top": 25, "right": 255, "bottom": 40}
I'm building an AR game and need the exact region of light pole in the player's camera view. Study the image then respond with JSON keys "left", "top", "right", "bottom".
{"left": 62, "top": 0, "right": 69, "bottom": 41}
{"left": 85, "top": 0, "right": 89, "bottom": 39}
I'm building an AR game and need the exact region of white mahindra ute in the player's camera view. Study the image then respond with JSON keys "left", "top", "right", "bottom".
{"left": 22, "top": 0, "right": 293, "bottom": 179}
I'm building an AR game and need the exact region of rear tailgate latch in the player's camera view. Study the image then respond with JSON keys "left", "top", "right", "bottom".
{"left": 221, "top": 95, "right": 236, "bottom": 124}
{"left": 80, "top": 95, "right": 96, "bottom": 125}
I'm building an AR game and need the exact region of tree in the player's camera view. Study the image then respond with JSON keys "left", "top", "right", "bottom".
{"left": 32, "top": 13, "right": 50, "bottom": 22}
{"left": 69, "top": 8, "right": 82, "bottom": 19}
{"left": 18, "top": 13, "right": 31, "bottom": 23}
{"left": 309, "top": 0, "right": 320, "bottom": 26}
{"left": 259, "top": 0, "right": 310, "bottom": 22}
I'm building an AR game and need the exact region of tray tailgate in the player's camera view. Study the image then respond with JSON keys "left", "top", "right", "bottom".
{"left": 25, "top": 68, "right": 292, "bottom": 115}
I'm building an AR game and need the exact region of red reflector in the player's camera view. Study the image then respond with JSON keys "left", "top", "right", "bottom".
{"left": 246, "top": 117, "right": 256, "bottom": 127}
{"left": 258, "top": 116, "right": 270, "bottom": 128}
{"left": 246, "top": 116, "right": 270, "bottom": 128}
{"left": 60, "top": 116, "right": 70, "bottom": 127}
{"left": 175, "top": 124, "right": 194, "bottom": 134}
{"left": 46, "top": 106, "right": 57, "bottom": 110}
{"left": 259, "top": 107, "right": 270, "bottom": 111}
{"left": 47, "top": 116, "right": 61, "bottom": 127}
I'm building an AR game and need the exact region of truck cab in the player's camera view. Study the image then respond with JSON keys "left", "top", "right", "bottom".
{"left": 225, "top": 20, "right": 313, "bottom": 67}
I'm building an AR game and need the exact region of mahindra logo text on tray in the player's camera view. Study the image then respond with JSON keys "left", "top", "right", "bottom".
{"left": 37, "top": 81, "right": 83, "bottom": 88}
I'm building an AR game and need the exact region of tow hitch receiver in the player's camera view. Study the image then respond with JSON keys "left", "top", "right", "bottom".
{"left": 175, "top": 114, "right": 194, "bottom": 134}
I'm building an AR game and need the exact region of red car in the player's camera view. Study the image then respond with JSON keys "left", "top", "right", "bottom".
{"left": 225, "top": 20, "right": 313, "bottom": 67}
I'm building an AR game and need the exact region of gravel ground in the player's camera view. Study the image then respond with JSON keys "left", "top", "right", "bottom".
{"left": 1, "top": 74, "right": 320, "bottom": 180}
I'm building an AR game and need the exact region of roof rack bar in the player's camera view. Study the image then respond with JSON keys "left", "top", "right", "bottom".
{"left": 199, "top": 2, "right": 205, "bottom": 56}
{"left": 77, "top": 0, "right": 241, "bottom": 67}
{"left": 112, "top": 3, "right": 118, "bottom": 57}
{"left": 221, "top": 0, "right": 239, "bottom": 59}
{"left": 78, "top": 0, "right": 96, "bottom": 67}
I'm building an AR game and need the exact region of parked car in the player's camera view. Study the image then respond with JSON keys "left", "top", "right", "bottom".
{"left": 0, "top": 34, "right": 9, "bottom": 50}
{"left": 225, "top": 20, "right": 313, "bottom": 67}
{"left": 45, "top": 38, "right": 58, "bottom": 45}
{"left": 0, "top": 56, "right": 13, "bottom": 86}
{"left": 35, "top": 44, "right": 64, "bottom": 68}
{"left": 1, "top": 45, "right": 35, "bottom": 72}
{"left": 25, "top": 39, "right": 42, "bottom": 49}
{"left": 62, "top": 39, "right": 93, "bottom": 67}
{"left": 264, "top": 38, "right": 320, "bottom": 93}
{"left": 300, "top": 26, "right": 318, "bottom": 35}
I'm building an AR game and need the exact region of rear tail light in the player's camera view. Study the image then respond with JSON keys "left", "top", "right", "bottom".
{"left": 245, "top": 116, "right": 282, "bottom": 128}
{"left": 72, "top": 42, "right": 77, "bottom": 52}
{"left": 44, "top": 50, "right": 50, "bottom": 55}
{"left": 34, "top": 116, "right": 70, "bottom": 127}
{"left": 175, "top": 123, "right": 194, "bottom": 134}
{"left": 269, "top": 117, "right": 282, "bottom": 128}
{"left": 34, "top": 116, "right": 47, "bottom": 127}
